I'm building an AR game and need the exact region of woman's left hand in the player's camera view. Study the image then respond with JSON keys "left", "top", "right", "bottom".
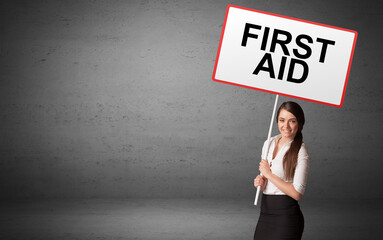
{"left": 259, "top": 159, "right": 272, "bottom": 178}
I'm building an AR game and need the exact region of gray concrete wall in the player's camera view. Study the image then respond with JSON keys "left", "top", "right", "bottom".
{"left": 1, "top": 0, "right": 382, "bottom": 200}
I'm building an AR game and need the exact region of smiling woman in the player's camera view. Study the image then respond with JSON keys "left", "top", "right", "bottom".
{"left": 253, "top": 101, "right": 309, "bottom": 240}
{"left": 277, "top": 109, "right": 299, "bottom": 139}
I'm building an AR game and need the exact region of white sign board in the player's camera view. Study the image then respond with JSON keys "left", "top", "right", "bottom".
{"left": 213, "top": 5, "right": 357, "bottom": 107}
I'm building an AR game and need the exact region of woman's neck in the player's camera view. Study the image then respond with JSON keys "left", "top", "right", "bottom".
{"left": 279, "top": 135, "right": 294, "bottom": 145}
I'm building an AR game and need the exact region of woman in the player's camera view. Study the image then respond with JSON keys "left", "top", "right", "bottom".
{"left": 253, "top": 101, "right": 309, "bottom": 240}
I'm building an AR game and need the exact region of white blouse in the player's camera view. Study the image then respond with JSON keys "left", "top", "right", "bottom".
{"left": 261, "top": 134, "right": 310, "bottom": 195}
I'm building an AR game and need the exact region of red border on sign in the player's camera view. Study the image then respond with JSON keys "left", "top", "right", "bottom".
{"left": 212, "top": 4, "right": 358, "bottom": 108}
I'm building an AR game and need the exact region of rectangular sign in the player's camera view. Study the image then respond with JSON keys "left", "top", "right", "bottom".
{"left": 213, "top": 5, "right": 357, "bottom": 107}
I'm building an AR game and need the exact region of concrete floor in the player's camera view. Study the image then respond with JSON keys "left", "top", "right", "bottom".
{"left": 1, "top": 198, "right": 382, "bottom": 240}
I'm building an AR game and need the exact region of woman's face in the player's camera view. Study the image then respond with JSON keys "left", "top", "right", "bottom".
{"left": 278, "top": 109, "right": 299, "bottom": 140}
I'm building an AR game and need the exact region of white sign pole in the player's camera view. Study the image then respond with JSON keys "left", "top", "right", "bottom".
{"left": 254, "top": 94, "right": 279, "bottom": 206}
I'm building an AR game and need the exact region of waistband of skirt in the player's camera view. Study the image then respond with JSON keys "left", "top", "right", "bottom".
{"left": 261, "top": 194, "right": 301, "bottom": 215}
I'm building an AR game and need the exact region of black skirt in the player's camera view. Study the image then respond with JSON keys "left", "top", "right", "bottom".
{"left": 254, "top": 194, "right": 304, "bottom": 240}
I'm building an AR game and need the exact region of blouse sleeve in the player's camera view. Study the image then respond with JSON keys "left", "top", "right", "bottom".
{"left": 260, "top": 138, "right": 273, "bottom": 159}
{"left": 261, "top": 139, "right": 267, "bottom": 159}
{"left": 292, "top": 143, "right": 310, "bottom": 195}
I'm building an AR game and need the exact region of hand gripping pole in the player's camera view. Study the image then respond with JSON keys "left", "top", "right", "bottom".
{"left": 254, "top": 94, "right": 279, "bottom": 206}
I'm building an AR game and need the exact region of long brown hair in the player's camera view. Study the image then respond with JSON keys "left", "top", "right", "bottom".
{"left": 276, "top": 102, "right": 305, "bottom": 181}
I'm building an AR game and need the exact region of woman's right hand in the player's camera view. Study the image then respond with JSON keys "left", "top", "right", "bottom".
{"left": 254, "top": 175, "right": 267, "bottom": 191}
